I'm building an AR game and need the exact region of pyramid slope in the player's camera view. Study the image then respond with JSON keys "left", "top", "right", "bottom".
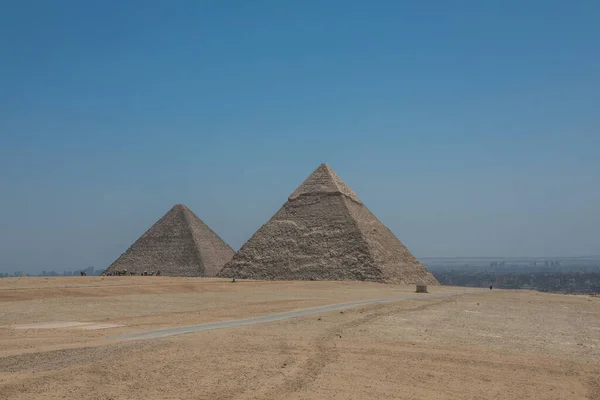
{"left": 102, "top": 205, "right": 234, "bottom": 277}
{"left": 342, "top": 198, "right": 439, "bottom": 285}
{"left": 182, "top": 207, "right": 236, "bottom": 277}
{"left": 218, "top": 164, "right": 438, "bottom": 285}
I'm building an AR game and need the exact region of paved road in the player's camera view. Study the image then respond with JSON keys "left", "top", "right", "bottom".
{"left": 114, "top": 290, "right": 481, "bottom": 341}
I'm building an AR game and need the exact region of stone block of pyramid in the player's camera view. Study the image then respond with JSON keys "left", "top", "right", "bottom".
{"left": 102, "top": 204, "right": 234, "bottom": 277}
{"left": 217, "top": 164, "right": 438, "bottom": 285}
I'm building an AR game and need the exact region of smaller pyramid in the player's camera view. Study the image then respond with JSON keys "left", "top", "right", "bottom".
{"left": 102, "top": 204, "right": 234, "bottom": 277}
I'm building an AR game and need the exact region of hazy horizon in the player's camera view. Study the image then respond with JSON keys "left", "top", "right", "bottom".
{"left": 5, "top": 247, "right": 600, "bottom": 275}
{"left": 1, "top": 1, "right": 599, "bottom": 274}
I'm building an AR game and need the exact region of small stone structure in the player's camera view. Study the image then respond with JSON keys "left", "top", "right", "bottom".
{"left": 416, "top": 285, "right": 428, "bottom": 293}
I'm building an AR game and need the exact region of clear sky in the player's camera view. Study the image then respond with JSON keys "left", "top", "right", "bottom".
{"left": 1, "top": 1, "right": 599, "bottom": 274}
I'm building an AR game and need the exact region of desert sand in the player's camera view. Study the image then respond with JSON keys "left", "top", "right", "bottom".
{"left": 1, "top": 277, "right": 598, "bottom": 399}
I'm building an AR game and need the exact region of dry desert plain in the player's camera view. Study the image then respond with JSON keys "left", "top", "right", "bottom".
{"left": 0, "top": 277, "right": 599, "bottom": 399}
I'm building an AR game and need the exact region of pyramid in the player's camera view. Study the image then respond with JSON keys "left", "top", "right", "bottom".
{"left": 102, "top": 204, "right": 234, "bottom": 277}
{"left": 217, "top": 164, "right": 439, "bottom": 285}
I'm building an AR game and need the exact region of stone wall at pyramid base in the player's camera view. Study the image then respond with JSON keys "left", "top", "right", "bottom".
{"left": 217, "top": 195, "right": 439, "bottom": 285}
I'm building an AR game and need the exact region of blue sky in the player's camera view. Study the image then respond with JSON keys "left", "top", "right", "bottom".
{"left": 1, "top": 1, "right": 599, "bottom": 273}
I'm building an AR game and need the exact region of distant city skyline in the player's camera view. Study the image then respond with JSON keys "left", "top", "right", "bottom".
{"left": 1, "top": 1, "right": 599, "bottom": 274}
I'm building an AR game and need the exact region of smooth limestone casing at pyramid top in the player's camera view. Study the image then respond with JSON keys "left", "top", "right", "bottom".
{"left": 217, "top": 164, "right": 439, "bottom": 285}
{"left": 102, "top": 204, "right": 234, "bottom": 277}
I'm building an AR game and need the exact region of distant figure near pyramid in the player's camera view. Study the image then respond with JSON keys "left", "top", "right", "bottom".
{"left": 102, "top": 204, "right": 234, "bottom": 277}
{"left": 217, "top": 164, "right": 438, "bottom": 285}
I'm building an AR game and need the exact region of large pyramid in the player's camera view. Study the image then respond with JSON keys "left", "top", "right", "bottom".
{"left": 217, "top": 164, "right": 438, "bottom": 285}
{"left": 102, "top": 204, "right": 234, "bottom": 277}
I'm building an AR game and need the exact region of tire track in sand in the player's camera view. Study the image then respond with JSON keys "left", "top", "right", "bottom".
{"left": 256, "top": 297, "right": 459, "bottom": 399}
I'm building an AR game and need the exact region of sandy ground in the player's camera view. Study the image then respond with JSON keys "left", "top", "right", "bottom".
{"left": 0, "top": 277, "right": 599, "bottom": 399}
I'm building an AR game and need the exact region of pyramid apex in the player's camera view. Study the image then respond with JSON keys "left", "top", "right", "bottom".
{"left": 289, "top": 163, "right": 361, "bottom": 203}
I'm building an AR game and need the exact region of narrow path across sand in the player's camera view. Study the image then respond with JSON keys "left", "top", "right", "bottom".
{"left": 114, "top": 290, "right": 483, "bottom": 341}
